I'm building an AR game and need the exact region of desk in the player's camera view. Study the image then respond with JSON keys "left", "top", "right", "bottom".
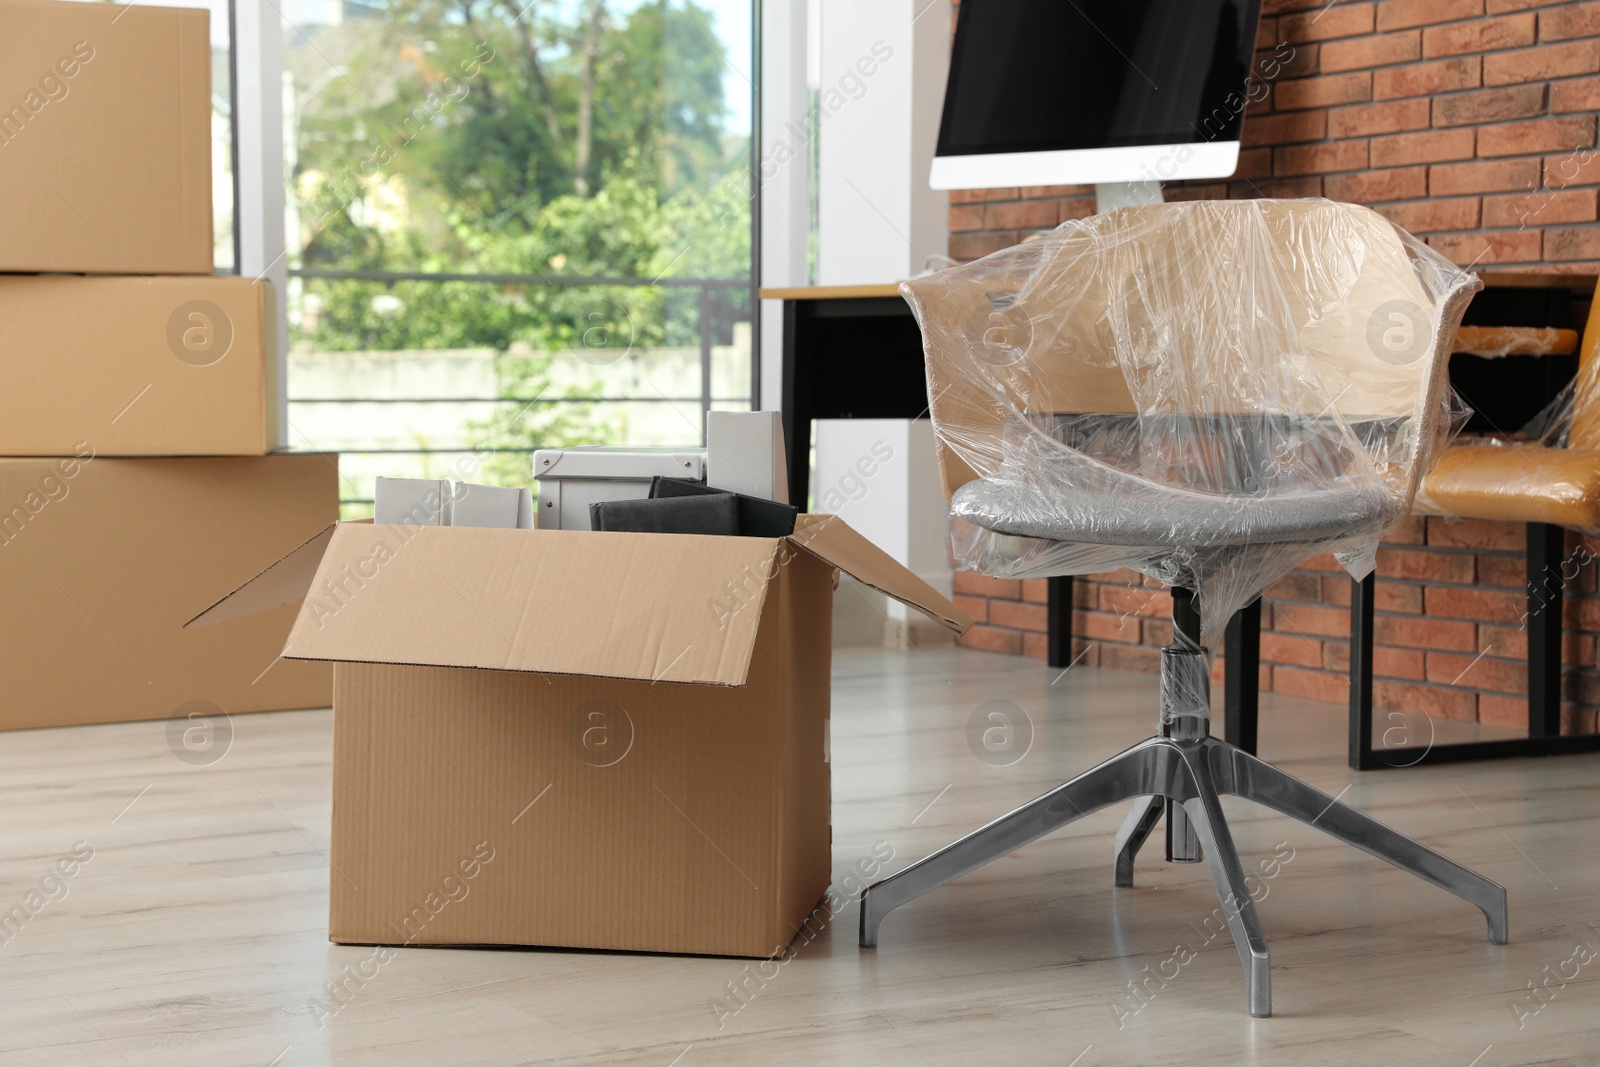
{"left": 764, "top": 271, "right": 1599, "bottom": 743}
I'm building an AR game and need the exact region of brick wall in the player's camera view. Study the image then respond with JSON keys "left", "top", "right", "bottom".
{"left": 951, "top": 0, "right": 1600, "bottom": 268}
{"left": 948, "top": 0, "right": 1600, "bottom": 731}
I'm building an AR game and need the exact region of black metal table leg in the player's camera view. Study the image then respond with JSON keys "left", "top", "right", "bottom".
{"left": 1527, "top": 521, "right": 1565, "bottom": 739}
{"left": 1047, "top": 576, "right": 1074, "bottom": 668}
{"left": 1349, "top": 573, "right": 1377, "bottom": 770}
{"left": 1224, "top": 598, "right": 1262, "bottom": 754}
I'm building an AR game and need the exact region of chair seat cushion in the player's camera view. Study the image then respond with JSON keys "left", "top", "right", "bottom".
{"left": 951, "top": 474, "right": 1399, "bottom": 549}
{"left": 1415, "top": 444, "right": 1600, "bottom": 531}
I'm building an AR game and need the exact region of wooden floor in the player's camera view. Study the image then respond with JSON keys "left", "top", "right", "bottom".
{"left": 2, "top": 646, "right": 1598, "bottom": 1066}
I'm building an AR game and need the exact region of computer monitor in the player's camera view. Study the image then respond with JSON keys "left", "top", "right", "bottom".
{"left": 930, "top": 0, "right": 1266, "bottom": 197}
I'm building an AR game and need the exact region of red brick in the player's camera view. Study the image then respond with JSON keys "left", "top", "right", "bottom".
{"left": 1373, "top": 680, "right": 1479, "bottom": 721}
{"left": 1279, "top": 3, "right": 1376, "bottom": 43}
{"left": 1371, "top": 128, "right": 1477, "bottom": 166}
{"left": 1017, "top": 184, "right": 1092, "bottom": 198}
{"left": 1486, "top": 0, "right": 1561, "bottom": 10}
{"left": 1060, "top": 196, "right": 1096, "bottom": 222}
{"left": 951, "top": 594, "right": 989, "bottom": 624}
{"left": 1482, "top": 188, "right": 1598, "bottom": 226}
{"left": 1552, "top": 76, "right": 1600, "bottom": 113}
{"left": 1426, "top": 650, "right": 1527, "bottom": 693}
{"left": 1250, "top": 177, "right": 1327, "bottom": 198}
{"left": 1376, "top": 546, "right": 1476, "bottom": 582}
{"left": 1324, "top": 639, "right": 1352, "bottom": 672}
{"left": 1260, "top": 630, "right": 1327, "bottom": 668}
{"left": 1022, "top": 632, "right": 1049, "bottom": 661}
{"left": 1376, "top": 646, "right": 1428, "bottom": 680}
{"left": 1485, "top": 40, "right": 1600, "bottom": 85}
{"left": 958, "top": 625, "right": 1023, "bottom": 655}
{"left": 1265, "top": 572, "right": 1323, "bottom": 601}
{"left": 1376, "top": 197, "right": 1482, "bottom": 233}
{"left": 949, "top": 204, "right": 985, "bottom": 232}
{"left": 984, "top": 200, "right": 1059, "bottom": 231}
{"left": 1377, "top": 0, "right": 1484, "bottom": 30}
{"left": 1378, "top": 581, "right": 1426, "bottom": 613}
{"left": 1430, "top": 228, "right": 1544, "bottom": 263}
{"left": 1323, "top": 576, "right": 1355, "bottom": 606}
{"left": 1426, "top": 585, "right": 1528, "bottom": 622}
{"left": 1022, "top": 578, "right": 1050, "bottom": 604}
{"left": 1141, "top": 618, "right": 1174, "bottom": 646}
{"left": 1275, "top": 139, "right": 1369, "bottom": 176}
{"left": 1385, "top": 515, "right": 1429, "bottom": 545}
{"left": 1098, "top": 642, "right": 1163, "bottom": 676}
{"left": 1273, "top": 665, "right": 1351, "bottom": 705}
{"left": 1264, "top": 41, "right": 1322, "bottom": 81}
{"left": 1271, "top": 601, "right": 1353, "bottom": 638}
{"left": 1474, "top": 553, "right": 1529, "bottom": 588}
{"left": 1375, "top": 57, "right": 1481, "bottom": 98}
{"left": 1298, "top": 552, "right": 1345, "bottom": 573}
{"left": 1078, "top": 609, "right": 1142, "bottom": 643}
{"left": 1242, "top": 110, "right": 1328, "bottom": 147}
{"left": 1478, "top": 693, "right": 1529, "bottom": 729}
{"left": 1430, "top": 158, "right": 1542, "bottom": 196}
{"left": 1478, "top": 622, "right": 1529, "bottom": 661}
{"left": 1540, "top": 1, "right": 1600, "bottom": 40}
{"left": 1276, "top": 72, "right": 1374, "bottom": 110}
{"left": 1099, "top": 585, "right": 1172, "bottom": 618}
{"left": 1373, "top": 614, "right": 1479, "bottom": 650}
{"left": 1427, "top": 516, "right": 1527, "bottom": 549}
{"left": 1563, "top": 705, "right": 1598, "bottom": 733}
{"left": 953, "top": 571, "right": 1020, "bottom": 598}
{"left": 991, "top": 600, "right": 1047, "bottom": 632}
{"left": 1433, "top": 84, "right": 1547, "bottom": 126}
{"left": 1164, "top": 184, "right": 1231, "bottom": 202}
{"left": 950, "top": 232, "right": 1017, "bottom": 262}
{"left": 1326, "top": 165, "right": 1429, "bottom": 202}
{"left": 1478, "top": 118, "right": 1596, "bottom": 158}
{"left": 949, "top": 187, "right": 1018, "bottom": 204}
{"left": 1545, "top": 148, "right": 1600, "bottom": 188}
{"left": 1328, "top": 98, "right": 1430, "bottom": 138}
{"left": 1264, "top": 0, "right": 1329, "bottom": 11}
{"left": 1068, "top": 640, "right": 1100, "bottom": 669}
{"left": 1546, "top": 227, "right": 1600, "bottom": 261}
{"left": 1322, "top": 31, "right": 1422, "bottom": 72}
{"left": 1423, "top": 13, "right": 1535, "bottom": 57}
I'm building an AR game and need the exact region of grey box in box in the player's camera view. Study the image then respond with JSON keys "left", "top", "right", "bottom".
{"left": 532, "top": 447, "right": 706, "bottom": 530}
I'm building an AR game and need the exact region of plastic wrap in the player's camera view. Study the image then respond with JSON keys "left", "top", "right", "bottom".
{"left": 903, "top": 198, "right": 1481, "bottom": 646}
{"left": 1411, "top": 277, "right": 1600, "bottom": 531}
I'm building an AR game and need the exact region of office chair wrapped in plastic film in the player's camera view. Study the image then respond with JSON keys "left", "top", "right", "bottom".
{"left": 859, "top": 199, "right": 1505, "bottom": 1016}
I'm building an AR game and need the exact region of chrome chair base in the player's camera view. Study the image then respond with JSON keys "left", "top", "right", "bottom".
{"left": 858, "top": 716, "right": 1508, "bottom": 1017}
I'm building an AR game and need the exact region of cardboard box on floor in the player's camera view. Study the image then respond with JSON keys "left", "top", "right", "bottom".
{"left": 190, "top": 516, "right": 971, "bottom": 957}
{"left": 0, "top": 0, "right": 213, "bottom": 274}
{"left": 0, "top": 454, "right": 336, "bottom": 729}
{"left": 0, "top": 277, "right": 279, "bottom": 455}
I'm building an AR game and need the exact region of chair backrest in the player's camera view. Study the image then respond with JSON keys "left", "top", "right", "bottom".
{"left": 1566, "top": 277, "right": 1600, "bottom": 449}
{"left": 902, "top": 199, "right": 1481, "bottom": 507}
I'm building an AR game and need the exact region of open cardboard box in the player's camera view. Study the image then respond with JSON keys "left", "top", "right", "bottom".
{"left": 189, "top": 514, "right": 971, "bottom": 957}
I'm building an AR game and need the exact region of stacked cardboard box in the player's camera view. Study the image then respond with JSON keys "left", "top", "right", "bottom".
{"left": 0, "top": 0, "right": 334, "bottom": 729}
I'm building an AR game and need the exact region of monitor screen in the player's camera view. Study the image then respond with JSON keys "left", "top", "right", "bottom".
{"left": 938, "top": 0, "right": 1265, "bottom": 158}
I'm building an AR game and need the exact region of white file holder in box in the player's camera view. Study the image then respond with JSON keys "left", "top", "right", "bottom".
{"left": 532, "top": 447, "right": 706, "bottom": 530}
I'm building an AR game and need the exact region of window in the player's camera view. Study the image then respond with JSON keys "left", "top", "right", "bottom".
{"left": 278, "top": 0, "right": 758, "bottom": 512}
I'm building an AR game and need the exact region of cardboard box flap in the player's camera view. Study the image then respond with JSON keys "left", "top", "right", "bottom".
{"left": 186, "top": 523, "right": 338, "bottom": 629}
{"left": 281, "top": 524, "right": 780, "bottom": 685}
{"left": 786, "top": 515, "right": 972, "bottom": 634}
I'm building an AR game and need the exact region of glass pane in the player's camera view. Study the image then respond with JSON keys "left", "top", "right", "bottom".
{"left": 280, "top": 0, "right": 756, "bottom": 513}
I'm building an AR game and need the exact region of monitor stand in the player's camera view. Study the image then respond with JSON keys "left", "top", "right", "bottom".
{"left": 1095, "top": 181, "right": 1164, "bottom": 213}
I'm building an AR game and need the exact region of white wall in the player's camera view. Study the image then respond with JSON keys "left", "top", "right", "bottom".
{"left": 815, "top": 0, "right": 950, "bottom": 285}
